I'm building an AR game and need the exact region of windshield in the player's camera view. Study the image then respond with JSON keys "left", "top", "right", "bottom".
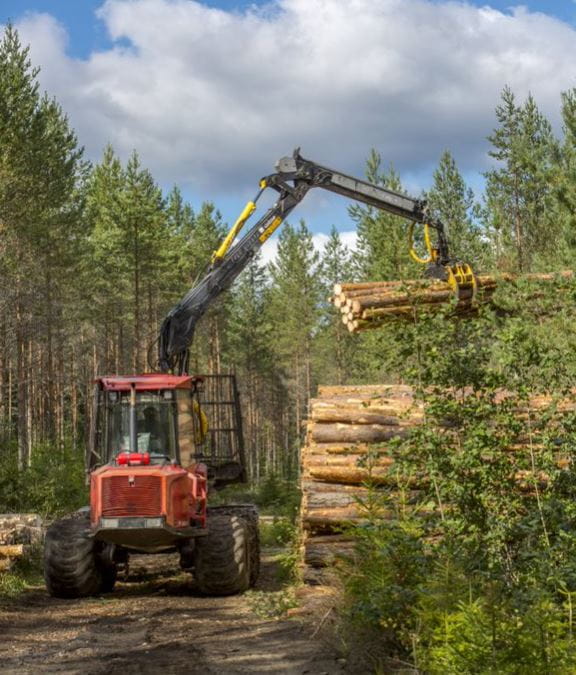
{"left": 100, "top": 391, "right": 179, "bottom": 463}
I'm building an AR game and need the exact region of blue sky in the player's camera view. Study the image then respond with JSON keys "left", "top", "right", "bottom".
{"left": 2, "top": 0, "right": 576, "bottom": 258}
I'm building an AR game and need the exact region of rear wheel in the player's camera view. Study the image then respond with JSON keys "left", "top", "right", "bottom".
{"left": 207, "top": 504, "right": 260, "bottom": 587}
{"left": 194, "top": 508, "right": 256, "bottom": 596}
{"left": 44, "top": 513, "right": 115, "bottom": 598}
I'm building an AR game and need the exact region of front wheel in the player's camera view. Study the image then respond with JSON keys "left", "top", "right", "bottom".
{"left": 194, "top": 512, "right": 251, "bottom": 596}
{"left": 44, "top": 513, "right": 115, "bottom": 598}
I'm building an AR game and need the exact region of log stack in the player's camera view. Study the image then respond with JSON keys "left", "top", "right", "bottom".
{"left": 332, "top": 271, "right": 574, "bottom": 332}
{"left": 299, "top": 384, "right": 574, "bottom": 587}
{"left": 299, "top": 384, "right": 422, "bottom": 586}
{"left": 0, "top": 514, "right": 43, "bottom": 572}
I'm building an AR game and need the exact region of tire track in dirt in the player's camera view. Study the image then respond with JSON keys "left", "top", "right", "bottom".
{"left": 0, "top": 551, "right": 348, "bottom": 674}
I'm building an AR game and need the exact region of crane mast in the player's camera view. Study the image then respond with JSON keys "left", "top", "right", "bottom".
{"left": 158, "top": 149, "right": 460, "bottom": 374}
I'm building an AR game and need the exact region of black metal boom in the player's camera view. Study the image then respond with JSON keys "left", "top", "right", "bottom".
{"left": 158, "top": 149, "right": 452, "bottom": 373}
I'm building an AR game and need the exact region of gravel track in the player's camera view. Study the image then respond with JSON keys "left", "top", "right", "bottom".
{"left": 0, "top": 551, "right": 348, "bottom": 674}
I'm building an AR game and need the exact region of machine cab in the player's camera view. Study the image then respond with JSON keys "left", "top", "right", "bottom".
{"left": 88, "top": 374, "right": 205, "bottom": 468}
{"left": 88, "top": 373, "right": 246, "bottom": 487}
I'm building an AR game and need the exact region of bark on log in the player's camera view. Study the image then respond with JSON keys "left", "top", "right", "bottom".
{"left": 317, "top": 384, "right": 414, "bottom": 397}
{"left": 310, "top": 407, "right": 421, "bottom": 425}
{"left": 0, "top": 514, "right": 43, "bottom": 545}
{"left": 300, "top": 480, "right": 377, "bottom": 494}
{"left": 333, "top": 280, "right": 415, "bottom": 295}
{"left": 333, "top": 271, "right": 573, "bottom": 332}
{"left": 0, "top": 544, "right": 25, "bottom": 559}
{"left": 351, "top": 290, "right": 454, "bottom": 313}
{"left": 304, "top": 442, "right": 406, "bottom": 457}
{"left": 302, "top": 453, "right": 394, "bottom": 469}
{"left": 310, "top": 422, "right": 410, "bottom": 444}
{"left": 299, "top": 381, "right": 576, "bottom": 589}
{"left": 304, "top": 540, "right": 356, "bottom": 567}
{"left": 305, "top": 466, "right": 399, "bottom": 485}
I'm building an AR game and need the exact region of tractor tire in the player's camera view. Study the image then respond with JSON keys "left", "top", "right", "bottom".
{"left": 206, "top": 504, "right": 260, "bottom": 587}
{"left": 194, "top": 511, "right": 252, "bottom": 596}
{"left": 44, "top": 512, "right": 111, "bottom": 598}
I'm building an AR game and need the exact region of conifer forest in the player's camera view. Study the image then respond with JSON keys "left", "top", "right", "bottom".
{"left": 6, "top": 18, "right": 576, "bottom": 671}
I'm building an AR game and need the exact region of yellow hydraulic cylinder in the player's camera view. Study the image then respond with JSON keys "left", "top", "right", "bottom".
{"left": 212, "top": 200, "right": 257, "bottom": 264}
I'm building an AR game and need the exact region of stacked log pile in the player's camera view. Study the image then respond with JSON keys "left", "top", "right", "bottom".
{"left": 299, "top": 385, "right": 574, "bottom": 588}
{"left": 299, "top": 384, "right": 421, "bottom": 586}
{"left": 0, "top": 514, "right": 43, "bottom": 572}
{"left": 332, "top": 271, "right": 573, "bottom": 332}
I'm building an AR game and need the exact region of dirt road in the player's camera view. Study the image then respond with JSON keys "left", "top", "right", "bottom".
{"left": 0, "top": 551, "right": 348, "bottom": 674}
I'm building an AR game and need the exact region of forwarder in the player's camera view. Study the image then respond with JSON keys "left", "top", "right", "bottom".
{"left": 44, "top": 149, "right": 472, "bottom": 598}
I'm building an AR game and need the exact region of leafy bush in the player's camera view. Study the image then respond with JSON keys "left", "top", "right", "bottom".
{"left": 0, "top": 543, "right": 43, "bottom": 599}
{"left": 340, "top": 276, "right": 576, "bottom": 672}
{"left": 260, "top": 517, "right": 297, "bottom": 547}
{"left": 254, "top": 473, "right": 301, "bottom": 519}
{"left": 0, "top": 441, "right": 87, "bottom": 517}
{"left": 246, "top": 587, "right": 297, "bottom": 618}
{"left": 212, "top": 472, "right": 301, "bottom": 521}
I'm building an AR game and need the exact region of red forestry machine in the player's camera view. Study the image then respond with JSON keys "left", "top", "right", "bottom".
{"left": 44, "top": 150, "right": 468, "bottom": 598}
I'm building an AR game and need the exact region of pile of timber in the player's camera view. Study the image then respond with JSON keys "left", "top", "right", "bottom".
{"left": 299, "top": 384, "right": 574, "bottom": 588}
{"left": 299, "top": 384, "right": 421, "bottom": 587}
{"left": 0, "top": 514, "right": 43, "bottom": 572}
{"left": 332, "top": 271, "right": 574, "bottom": 332}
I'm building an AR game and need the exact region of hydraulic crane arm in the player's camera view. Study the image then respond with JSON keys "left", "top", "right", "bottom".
{"left": 157, "top": 149, "right": 461, "bottom": 374}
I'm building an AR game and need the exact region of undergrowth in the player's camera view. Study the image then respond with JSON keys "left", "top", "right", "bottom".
{"left": 338, "top": 276, "right": 576, "bottom": 673}
{"left": 246, "top": 586, "right": 298, "bottom": 619}
{"left": 0, "top": 442, "right": 86, "bottom": 517}
{"left": 0, "top": 544, "right": 43, "bottom": 600}
{"left": 211, "top": 473, "right": 300, "bottom": 520}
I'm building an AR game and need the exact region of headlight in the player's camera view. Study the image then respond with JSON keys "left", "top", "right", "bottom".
{"left": 100, "top": 518, "right": 119, "bottom": 528}
{"left": 145, "top": 518, "right": 164, "bottom": 527}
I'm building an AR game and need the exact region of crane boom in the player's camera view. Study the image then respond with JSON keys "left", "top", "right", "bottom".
{"left": 158, "top": 149, "right": 455, "bottom": 373}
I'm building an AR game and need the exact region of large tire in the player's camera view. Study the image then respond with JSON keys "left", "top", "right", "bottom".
{"left": 206, "top": 505, "right": 260, "bottom": 587}
{"left": 194, "top": 510, "right": 252, "bottom": 596}
{"left": 44, "top": 513, "right": 112, "bottom": 598}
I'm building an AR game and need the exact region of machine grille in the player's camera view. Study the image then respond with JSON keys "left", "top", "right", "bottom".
{"left": 101, "top": 475, "right": 162, "bottom": 517}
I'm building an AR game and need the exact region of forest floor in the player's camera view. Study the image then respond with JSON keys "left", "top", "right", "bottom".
{"left": 0, "top": 549, "right": 351, "bottom": 674}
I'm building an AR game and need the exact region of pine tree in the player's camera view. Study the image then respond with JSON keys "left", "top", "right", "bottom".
{"left": 186, "top": 202, "right": 228, "bottom": 374}
{"left": 119, "top": 152, "right": 167, "bottom": 371}
{"left": 426, "top": 151, "right": 486, "bottom": 267}
{"left": 267, "top": 220, "right": 321, "bottom": 476}
{"left": 552, "top": 88, "right": 576, "bottom": 263}
{"left": 0, "top": 25, "right": 87, "bottom": 465}
{"left": 350, "top": 149, "right": 420, "bottom": 281}
{"left": 165, "top": 185, "right": 196, "bottom": 291}
{"left": 226, "top": 254, "right": 282, "bottom": 481}
{"left": 86, "top": 145, "right": 128, "bottom": 373}
{"left": 317, "top": 227, "right": 357, "bottom": 384}
{"left": 88, "top": 149, "right": 173, "bottom": 373}
{"left": 484, "top": 87, "right": 556, "bottom": 271}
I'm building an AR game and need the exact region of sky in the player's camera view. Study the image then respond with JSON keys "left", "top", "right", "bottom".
{"left": 2, "top": 0, "right": 576, "bottom": 261}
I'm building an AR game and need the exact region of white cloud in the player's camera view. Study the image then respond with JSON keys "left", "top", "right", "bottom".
{"left": 260, "top": 229, "right": 357, "bottom": 265}
{"left": 12, "top": 1, "right": 576, "bottom": 211}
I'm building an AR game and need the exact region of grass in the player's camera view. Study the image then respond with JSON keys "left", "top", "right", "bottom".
{"left": 0, "top": 544, "right": 44, "bottom": 599}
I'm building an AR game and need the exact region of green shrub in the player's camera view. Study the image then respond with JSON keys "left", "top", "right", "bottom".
{"left": 340, "top": 277, "right": 576, "bottom": 671}
{"left": 255, "top": 473, "right": 300, "bottom": 519}
{"left": 211, "top": 472, "right": 301, "bottom": 521}
{"left": 259, "top": 517, "right": 296, "bottom": 547}
{"left": 0, "top": 441, "right": 87, "bottom": 517}
{"left": 0, "top": 544, "right": 43, "bottom": 599}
